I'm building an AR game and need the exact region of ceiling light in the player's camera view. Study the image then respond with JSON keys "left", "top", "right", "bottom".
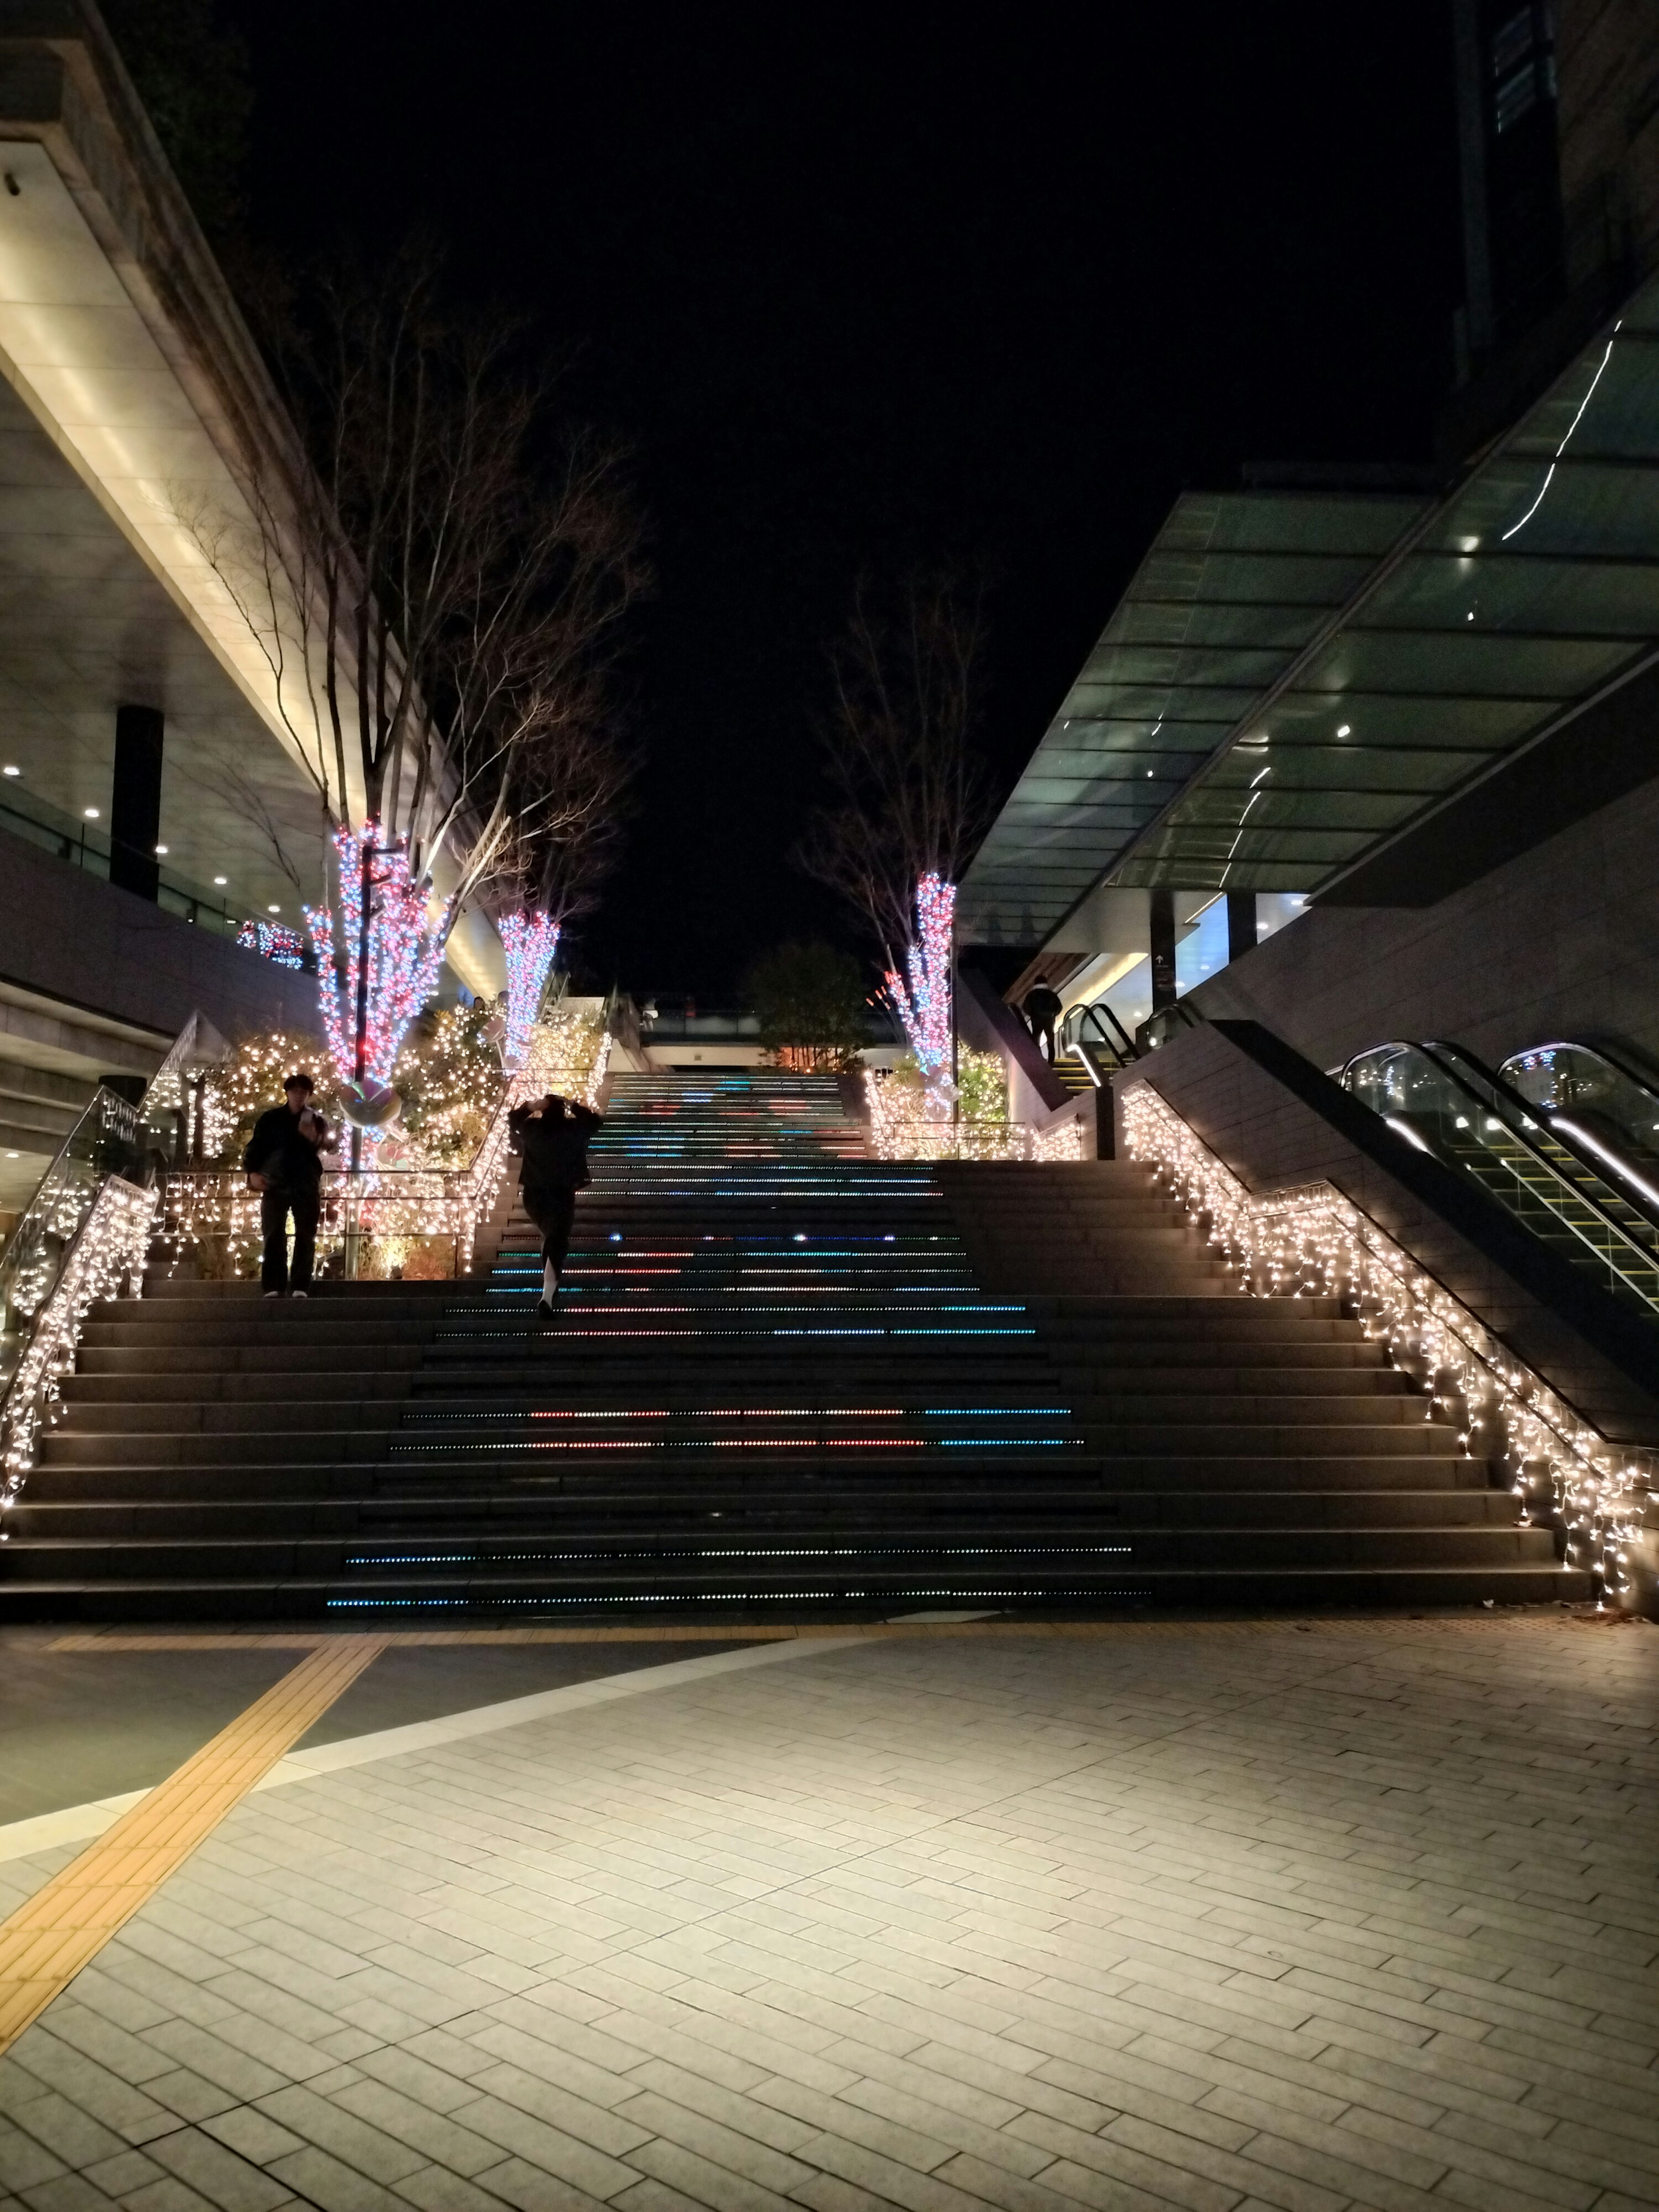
{"left": 213, "top": 875, "right": 227, "bottom": 886}
{"left": 267, "top": 903, "right": 280, "bottom": 914}
{"left": 4, "top": 1150, "right": 16, "bottom": 1159}
{"left": 1, "top": 765, "right": 17, "bottom": 777}
{"left": 1336, "top": 723, "right": 1351, "bottom": 737}
{"left": 154, "top": 843, "right": 168, "bottom": 855}
{"left": 83, "top": 806, "right": 99, "bottom": 819}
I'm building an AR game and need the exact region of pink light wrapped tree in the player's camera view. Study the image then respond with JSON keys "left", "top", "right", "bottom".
{"left": 304, "top": 823, "right": 451, "bottom": 1127}
{"left": 498, "top": 910, "right": 561, "bottom": 1070}
{"left": 886, "top": 871, "right": 956, "bottom": 1119}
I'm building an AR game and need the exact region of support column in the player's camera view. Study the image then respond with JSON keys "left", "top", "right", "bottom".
{"left": 1149, "top": 887, "right": 1176, "bottom": 1012}
{"left": 1226, "top": 891, "right": 1258, "bottom": 964}
{"left": 110, "top": 705, "right": 163, "bottom": 902}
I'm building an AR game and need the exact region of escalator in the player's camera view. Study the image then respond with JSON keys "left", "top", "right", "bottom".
{"left": 1338, "top": 1040, "right": 1659, "bottom": 1318}
{"left": 1499, "top": 1041, "right": 1659, "bottom": 1212}
{"left": 1056, "top": 999, "right": 1140, "bottom": 1094}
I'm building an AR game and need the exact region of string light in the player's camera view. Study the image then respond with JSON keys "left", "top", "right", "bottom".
{"left": 235, "top": 918, "right": 306, "bottom": 969}
{"left": 497, "top": 911, "right": 560, "bottom": 1068}
{"left": 1121, "top": 1079, "right": 1655, "bottom": 1609}
{"left": 156, "top": 1007, "right": 612, "bottom": 1283}
{"left": 864, "top": 1057, "right": 1084, "bottom": 1162}
{"left": 1, "top": 1174, "right": 155, "bottom": 1503}
{"left": 886, "top": 873, "right": 956, "bottom": 1117}
{"left": 303, "top": 823, "right": 452, "bottom": 1098}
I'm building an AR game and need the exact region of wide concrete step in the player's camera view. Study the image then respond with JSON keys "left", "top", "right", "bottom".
{"left": 6, "top": 1488, "right": 1526, "bottom": 1534}
{"left": 76, "top": 1346, "right": 428, "bottom": 1378}
{"left": 59, "top": 1398, "right": 414, "bottom": 1432}
{"left": 0, "top": 1522, "right": 1561, "bottom": 1581}
{"left": 1070, "top": 1370, "right": 1411, "bottom": 1398}
{"left": 0, "top": 1565, "right": 1592, "bottom": 1622}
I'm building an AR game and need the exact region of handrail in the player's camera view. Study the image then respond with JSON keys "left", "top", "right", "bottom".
{"left": 1340, "top": 1039, "right": 1659, "bottom": 1291}
{"left": 0, "top": 1027, "right": 193, "bottom": 1506}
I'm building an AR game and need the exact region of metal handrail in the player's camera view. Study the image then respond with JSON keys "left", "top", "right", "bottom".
{"left": 1338, "top": 1039, "right": 1659, "bottom": 1307}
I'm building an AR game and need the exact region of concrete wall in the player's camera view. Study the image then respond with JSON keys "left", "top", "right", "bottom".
{"left": 0, "top": 832, "right": 322, "bottom": 1053}
{"left": 1179, "top": 765, "right": 1659, "bottom": 1075}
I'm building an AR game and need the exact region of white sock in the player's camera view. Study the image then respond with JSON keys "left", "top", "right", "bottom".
{"left": 542, "top": 1261, "right": 557, "bottom": 1300}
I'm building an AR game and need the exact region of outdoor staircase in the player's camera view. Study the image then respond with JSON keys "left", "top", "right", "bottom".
{"left": 0, "top": 1073, "right": 1587, "bottom": 1618}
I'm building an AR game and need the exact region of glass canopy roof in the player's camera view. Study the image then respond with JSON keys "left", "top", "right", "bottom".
{"left": 960, "top": 267, "right": 1659, "bottom": 944}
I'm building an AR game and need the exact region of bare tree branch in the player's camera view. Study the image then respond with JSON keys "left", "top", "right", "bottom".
{"left": 174, "top": 242, "right": 647, "bottom": 935}
{"left": 797, "top": 571, "right": 994, "bottom": 968}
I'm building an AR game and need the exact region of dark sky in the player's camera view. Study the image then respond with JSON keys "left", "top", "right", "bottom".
{"left": 222, "top": 3, "right": 1462, "bottom": 998}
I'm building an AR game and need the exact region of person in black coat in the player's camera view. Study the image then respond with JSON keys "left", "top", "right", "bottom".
{"left": 508, "top": 1092, "right": 602, "bottom": 1316}
{"left": 1022, "top": 982, "right": 1063, "bottom": 1063}
{"left": 244, "top": 1072, "right": 333, "bottom": 1297}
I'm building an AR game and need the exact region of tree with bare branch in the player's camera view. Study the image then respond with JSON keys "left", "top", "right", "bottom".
{"left": 798, "top": 572, "right": 992, "bottom": 970}
{"left": 178, "top": 244, "right": 646, "bottom": 935}
{"left": 798, "top": 573, "right": 993, "bottom": 1109}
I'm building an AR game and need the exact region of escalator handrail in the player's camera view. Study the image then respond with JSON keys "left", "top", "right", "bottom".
{"left": 1338, "top": 1038, "right": 1659, "bottom": 1280}
{"left": 1423, "top": 1039, "right": 1659, "bottom": 1238}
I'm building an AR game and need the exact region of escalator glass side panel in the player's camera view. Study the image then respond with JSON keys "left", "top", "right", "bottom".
{"left": 1500, "top": 1042, "right": 1659, "bottom": 1213}
{"left": 1338, "top": 1042, "right": 1659, "bottom": 1316}
{"left": 1422, "top": 1042, "right": 1659, "bottom": 1249}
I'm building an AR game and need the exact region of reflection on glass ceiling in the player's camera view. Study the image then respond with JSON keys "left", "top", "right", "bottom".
{"left": 961, "top": 267, "right": 1659, "bottom": 943}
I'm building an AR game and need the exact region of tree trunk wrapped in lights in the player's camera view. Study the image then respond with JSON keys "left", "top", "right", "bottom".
{"left": 886, "top": 872, "right": 957, "bottom": 1118}
{"left": 304, "top": 823, "right": 451, "bottom": 1128}
{"left": 497, "top": 911, "right": 561, "bottom": 1071}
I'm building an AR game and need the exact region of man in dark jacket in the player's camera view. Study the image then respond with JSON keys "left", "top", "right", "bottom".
{"left": 508, "top": 1092, "right": 602, "bottom": 1316}
{"left": 244, "top": 1072, "right": 332, "bottom": 1298}
{"left": 1022, "top": 982, "right": 1063, "bottom": 1063}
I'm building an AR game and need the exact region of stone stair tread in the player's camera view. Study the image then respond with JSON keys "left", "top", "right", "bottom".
{"left": 10, "top": 1068, "right": 1580, "bottom": 1618}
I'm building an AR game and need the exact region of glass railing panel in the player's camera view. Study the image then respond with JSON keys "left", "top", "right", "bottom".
{"left": 1501, "top": 1042, "right": 1659, "bottom": 1208}
{"left": 0, "top": 1086, "right": 145, "bottom": 1392}
{"left": 1430, "top": 1042, "right": 1659, "bottom": 1247}
{"left": 1339, "top": 1042, "right": 1659, "bottom": 1315}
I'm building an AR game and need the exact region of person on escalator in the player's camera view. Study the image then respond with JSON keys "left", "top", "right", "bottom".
{"left": 509, "top": 1092, "right": 602, "bottom": 1318}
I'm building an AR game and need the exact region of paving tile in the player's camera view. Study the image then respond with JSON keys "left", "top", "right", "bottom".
{"left": 6, "top": 1629, "right": 1658, "bottom": 2212}
{"left": 144, "top": 2130, "right": 292, "bottom": 2212}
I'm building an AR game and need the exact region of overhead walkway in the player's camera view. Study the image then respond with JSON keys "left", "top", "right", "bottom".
{"left": 0, "top": 1072, "right": 1582, "bottom": 1617}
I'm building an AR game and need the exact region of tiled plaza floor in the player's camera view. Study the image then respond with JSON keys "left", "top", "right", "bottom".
{"left": 1, "top": 1617, "right": 1656, "bottom": 2212}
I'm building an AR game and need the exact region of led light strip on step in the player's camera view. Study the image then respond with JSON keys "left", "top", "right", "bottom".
{"left": 1120, "top": 1080, "right": 1657, "bottom": 1608}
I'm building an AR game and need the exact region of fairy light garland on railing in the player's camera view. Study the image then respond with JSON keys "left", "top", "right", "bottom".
{"left": 0, "top": 1173, "right": 155, "bottom": 1509}
{"left": 1121, "top": 1079, "right": 1656, "bottom": 1606}
{"left": 498, "top": 912, "right": 560, "bottom": 1068}
{"left": 155, "top": 1014, "right": 612, "bottom": 1281}
{"left": 864, "top": 1070, "right": 1084, "bottom": 1162}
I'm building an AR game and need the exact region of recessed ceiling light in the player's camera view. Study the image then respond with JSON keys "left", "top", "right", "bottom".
{"left": 83, "top": 806, "right": 99, "bottom": 819}
{"left": 1336, "top": 723, "right": 1351, "bottom": 737}
{"left": 154, "top": 843, "right": 168, "bottom": 855}
{"left": 1, "top": 764, "right": 17, "bottom": 777}
{"left": 267, "top": 903, "right": 280, "bottom": 914}
{"left": 4, "top": 1150, "right": 17, "bottom": 1159}
{"left": 213, "top": 875, "right": 227, "bottom": 886}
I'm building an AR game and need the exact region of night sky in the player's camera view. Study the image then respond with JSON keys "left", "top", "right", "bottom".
{"left": 222, "top": 4, "right": 1462, "bottom": 998}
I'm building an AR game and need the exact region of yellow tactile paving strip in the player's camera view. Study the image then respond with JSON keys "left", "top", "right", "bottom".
{"left": 0, "top": 1635, "right": 385, "bottom": 2055}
